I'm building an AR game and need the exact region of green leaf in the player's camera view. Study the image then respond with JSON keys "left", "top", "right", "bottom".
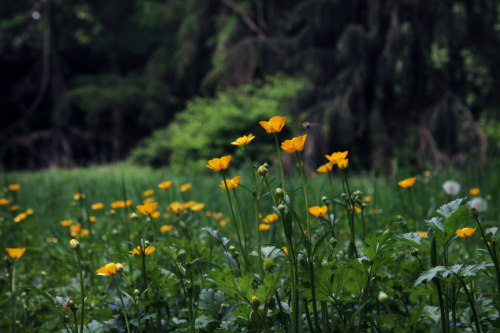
{"left": 195, "top": 315, "right": 218, "bottom": 330}
{"left": 414, "top": 266, "right": 448, "bottom": 286}
{"left": 444, "top": 205, "right": 470, "bottom": 236}
{"left": 199, "top": 288, "right": 224, "bottom": 314}
{"left": 461, "top": 262, "right": 494, "bottom": 278}
{"left": 437, "top": 198, "right": 464, "bottom": 218}
{"left": 425, "top": 217, "right": 444, "bottom": 232}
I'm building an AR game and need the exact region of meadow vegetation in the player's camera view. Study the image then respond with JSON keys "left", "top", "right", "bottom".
{"left": 1, "top": 117, "right": 499, "bottom": 332}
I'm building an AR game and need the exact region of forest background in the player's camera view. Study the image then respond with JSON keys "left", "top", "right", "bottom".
{"left": 1, "top": 0, "right": 499, "bottom": 173}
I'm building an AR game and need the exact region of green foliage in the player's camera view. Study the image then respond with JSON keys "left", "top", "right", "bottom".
{"left": 129, "top": 75, "right": 308, "bottom": 170}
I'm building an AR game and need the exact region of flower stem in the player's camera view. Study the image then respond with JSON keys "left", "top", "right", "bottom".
{"left": 76, "top": 251, "right": 85, "bottom": 333}
{"left": 273, "top": 133, "right": 286, "bottom": 194}
{"left": 474, "top": 216, "right": 500, "bottom": 300}
{"left": 113, "top": 275, "right": 131, "bottom": 333}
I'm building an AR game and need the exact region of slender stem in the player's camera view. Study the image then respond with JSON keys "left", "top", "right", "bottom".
{"left": 341, "top": 170, "right": 357, "bottom": 257}
{"left": 275, "top": 290, "right": 289, "bottom": 333}
{"left": 113, "top": 275, "right": 131, "bottom": 333}
{"left": 73, "top": 311, "right": 78, "bottom": 333}
{"left": 303, "top": 298, "right": 313, "bottom": 332}
{"left": 222, "top": 174, "right": 247, "bottom": 271}
{"left": 233, "top": 190, "right": 249, "bottom": 270}
{"left": 246, "top": 146, "right": 263, "bottom": 278}
{"left": 135, "top": 301, "right": 143, "bottom": 333}
{"left": 76, "top": 251, "right": 85, "bottom": 333}
{"left": 10, "top": 261, "right": 17, "bottom": 333}
{"left": 455, "top": 274, "right": 481, "bottom": 333}
{"left": 273, "top": 133, "right": 286, "bottom": 194}
{"left": 284, "top": 233, "right": 298, "bottom": 333}
{"left": 474, "top": 216, "right": 500, "bottom": 300}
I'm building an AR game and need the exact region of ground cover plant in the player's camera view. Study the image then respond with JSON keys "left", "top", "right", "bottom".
{"left": 1, "top": 116, "right": 499, "bottom": 332}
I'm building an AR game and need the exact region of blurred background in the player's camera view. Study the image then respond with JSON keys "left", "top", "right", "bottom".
{"left": 1, "top": 0, "right": 499, "bottom": 173}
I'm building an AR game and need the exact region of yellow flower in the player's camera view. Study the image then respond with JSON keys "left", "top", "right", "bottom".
{"left": 455, "top": 228, "right": 477, "bottom": 238}
{"left": 281, "top": 135, "right": 307, "bottom": 153}
{"left": 89, "top": 216, "right": 97, "bottom": 222}
{"left": 283, "top": 247, "right": 288, "bottom": 254}
{"left": 70, "top": 223, "right": 89, "bottom": 237}
{"left": 424, "top": 170, "right": 431, "bottom": 177}
{"left": 158, "top": 181, "right": 172, "bottom": 189}
{"left": 219, "top": 218, "right": 230, "bottom": 227}
{"left": 143, "top": 197, "right": 155, "bottom": 205}
{"left": 143, "top": 189, "right": 154, "bottom": 197}
{"left": 136, "top": 202, "right": 158, "bottom": 215}
{"left": 309, "top": 205, "right": 328, "bottom": 217}
{"left": 220, "top": 176, "right": 241, "bottom": 190}
{"left": 25, "top": 208, "right": 34, "bottom": 215}
{"left": 168, "top": 202, "right": 184, "bottom": 213}
{"left": 0, "top": 198, "right": 9, "bottom": 205}
{"left": 231, "top": 134, "right": 255, "bottom": 146}
{"left": 336, "top": 158, "right": 348, "bottom": 169}
{"left": 10, "top": 205, "right": 20, "bottom": 211}
{"left": 73, "top": 193, "right": 85, "bottom": 200}
{"left": 325, "top": 151, "right": 349, "bottom": 164}
{"left": 151, "top": 211, "right": 160, "bottom": 219}
{"left": 469, "top": 188, "right": 480, "bottom": 196}
{"left": 398, "top": 177, "right": 417, "bottom": 189}
{"left": 317, "top": 162, "right": 334, "bottom": 173}
{"left": 206, "top": 155, "right": 232, "bottom": 172}
{"left": 259, "top": 223, "right": 271, "bottom": 231}
{"left": 160, "top": 225, "right": 174, "bottom": 233}
{"left": 180, "top": 183, "right": 192, "bottom": 192}
{"left": 191, "top": 203, "right": 204, "bottom": 211}
{"left": 181, "top": 201, "right": 196, "bottom": 210}
{"left": 110, "top": 200, "right": 132, "bottom": 208}
{"left": 6, "top": 248, "right": 26, "bottom": 259}
{"left": 14, "top": 212, "right": 27, "bottom": 223}
{"left": 91, "top": 203, "right": 104, "bottom": 210}
{"left": 263, "top": 213, "right": 278, "bottom": 224}
{"left": 417, "top": 231, "right": 428, "bottom": 238}
{"left": 129, "top": 246, "right": 156, "bottom": 256}
{"left": 259, "top": 116, "right": 286, "bottom": 133}
{"left": 96, "top": 262, "right": 125, "bottom": 276}
{"left": 60, "top": 219, "right": 73, "bottom": 227}
{"left": 363, "top": 196, "right": 372, "bottom": 203}
{"left": 8, "top": 184, "right": 21, "bottom": 191}
{"left": 110, "top": 209, "right": 116, "bottom": 215}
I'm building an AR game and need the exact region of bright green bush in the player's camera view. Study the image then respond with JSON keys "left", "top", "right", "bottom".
{"left": 129, "top": 75, "right": 309, "bottom": 170}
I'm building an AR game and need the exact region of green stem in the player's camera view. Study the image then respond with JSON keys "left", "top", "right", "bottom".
{"left": 455, "top": 274, "right": 481, "bottom": 333}
{"left": 135, "top": 301, "right": 143, "bottom": 333}
{"left": 341, "top": 170, "right": 357, "bottom": 257}
{"left": 76, "top": 251, "right": 85, "bottom": 333}
{"left": 284, "top": 233, "right": 298, "bottom": 333}
{"left": 10, "top": 261, "right": 17, "bottom": 333}
{"left": 233, "top": 190, "right": 249, "bottom": 271}
{"left": 222, "top": 174, "right": 247, "bottom": 272}
{"left": 273, "top": 133, "right": 286, "bottom": 194}
{"left": 474, "top": 216, "right": 500, "bottom": 300}
{"left": 113, "top": 275, "right": 131, "bottom": 333}
{"left": 246, "top": 146, "right": 263, "bottom": 278}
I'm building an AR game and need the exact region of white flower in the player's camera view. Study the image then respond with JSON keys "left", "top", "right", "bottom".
{"left": 470, "top": 197, "right": 487, "bottom": 212}
{"left": 442, "top": 180, "right": 460, "bottom": 196}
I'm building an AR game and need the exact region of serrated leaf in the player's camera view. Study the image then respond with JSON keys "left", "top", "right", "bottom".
{"left": 202, "top": 227, "right": 229, "bottom": 246}
{"left": 437, "top": 198, "right": 464, "bottom": 218}
{"left": 414, "top": 266, "right": 448, "bottom": 286}
{"left": 399, "top": 232, "right": 423, "bottom": 246}
{"left": 425, "top": 217, "right": 444, "bottom": 232}
{"left": 461, "top": 262, "right": 494, "bottom": 278}
{"left": 195, "top": 315, "right": 218, "bottom": 329}
{"left": 199, "top": 288, "right": 224, "bottom": 313}
{"left": 486, "top": 227, "right": 498, "bottom": 236}
{"left": 444, "top": 205, "right": 470, "bottom": 235}
{"left": 224, "top": 252, "right": 238, "bottom": 268}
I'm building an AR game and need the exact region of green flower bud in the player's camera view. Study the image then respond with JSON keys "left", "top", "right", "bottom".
{"left": 251, "top": 296, "right": 260, "bottom": 308}
{"left": 470, "top": 207, "right": 479, "bottom": 220}
{"left": 262, "top": 258, "right": 275, "bottom": 272}
{"left": 69, "top": 239, "right": 80, "bottom": 251}
{"left": 276, "top": 187, "right": 284, "bottom": 199}
{"left": 378, "top": 291, "right": 388, "bottom": 303}
{"left": 258, "top": 163, "right": 269, "bottom": 176}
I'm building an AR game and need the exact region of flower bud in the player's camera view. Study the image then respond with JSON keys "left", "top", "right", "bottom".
{"left": 378, "top": 291, "right": 388, "bottom": 303}
{"left": 251, "top": 296, "right": 260, "bottom": 308}
{"left": 278, "top": 204, "right": 286, "bottom": 213}
{"left": 258, "top": 164, "right": 269, "bottom": 176}
{"left": 321, "top": 196, "right": 329, "bottom": 204}
{"left": 134, "top": 289, "right": 140, "bottom": 296}
{"left": 262, "top": 258, "right": 275, "bottom": 272}
{"left": 341, "top": 193, "right": 349, "bottom": 200}
{"left": 276, "top": 187, "right": 284, "bottom": 199}
{"left": 69, "top": 239, "right": 80, "bottom": 251}
{"left": 329, "top": 237, "right": 338, "bottom": 248}
{"left": 410, "top": 248, "right": 419, "bottom": 257}
{"left": 129, "top": 212, "right": 138, "bottom": 221}
{"left": 470, "top": 207, "right": 479, "bottom": 220}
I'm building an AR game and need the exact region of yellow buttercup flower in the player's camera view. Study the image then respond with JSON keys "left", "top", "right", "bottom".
{"left": 325, "top": 151, "right": 349, "bottom": 164}
{"left": 424, "top": 170, "right": 431, "bottom": 177}
{"left": 259, "top": 223, "right": 271, "bottom": 231}
{"left": 143, "top": 197, "right": 155, "bottom": 205}
{"left": 136, "top": 202, "right": 158, "bottom": 215}
{"left": 70, "top": 223, "right": 89, "bottom": 237}
{"left": 151, "top": 211, "right": 160, "bottom": 219}
{"left": 206, "top": 155, "right": 232, "bottom": 172}
{"left": 455, "top": 227, "right": 477, "bottom": 238}
{"left": 281, "top": 135, "right": 307, "bottom": 153}
{"left": 6, "top": 248, "right": 26, "bottom": 259}
{"left": 309, "top": 205, "right": 328, "bottom": 217}
{"left": 158, "top": 181, "right": 172, "bottom": 189}
{"left": 8, "top": 184, "right": 21, "bottom": 191}
{"left": 10, "top": 205, "right": 20, "bottom": 211}
{"left": 0, "top": 198, "right": 9, "bottom": 205}
{"left": 110, "top": 200, "right": 132, "bottom": 209}
{"left": 398, "top": 177, "right": 417, "bottom": 189}
{"left": 168, "top": 202, "right": 184, "bottom": 213}
{"left": 317, "top": 162, "right": 334, "bottom": 173}
{"left": 220, "top": 176, "right": 241, "bottom": 190}
{"left": 219, "top": 218, "right": 229, "bottom": 227}
{"left": 469, "top": 188, "right": 480, "bottom": 196}
{"left": 263, "top": 213, "right": 278, "bottom": 224}
{"left": 143, "top": 189, "right": 154, "bottom": 197}
{"left": 91, "top": 203, "right": 104, "bottom": 210}
{"left": 363, "top": 196, "right": 372, "bottom": 203}
{"left": 60, "top": 219, "right": 73, "bottom": 227}
{"left": 25, "top": 208, "right": 34, "bottom": 215}
{"left": 160, "top": 225, "right": 174, "bottom": 233}
{"left": 73, "top": 193, "right": 85, "bottom": 200}
{"left": 96, "top": 262, "right": 125, "bottom": 276}
{"left": 231, "top": 134, "right": 255, "bottom": 146}
{"left": 129, "top": 246, "right": 156, "bottom": 256}
{"left": 259, "top": 116, "right": 286, "bottom": 133}
{"left": 283, "top": 247, "right": 288, "bottom": 254}
{"left": 180, "top": 183, "right": 192, "bottom": 192}
{"left": 336, "top": 158, "right": 348, "bottom": 169}
{"left": 14, "top": 212, "right": 27, "bottom": 223}
{"left": 191, "top": 203, "right": 204, "bottom": 211}
{"left": 89, "top": 216, "right": 97, "bottom": 222}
